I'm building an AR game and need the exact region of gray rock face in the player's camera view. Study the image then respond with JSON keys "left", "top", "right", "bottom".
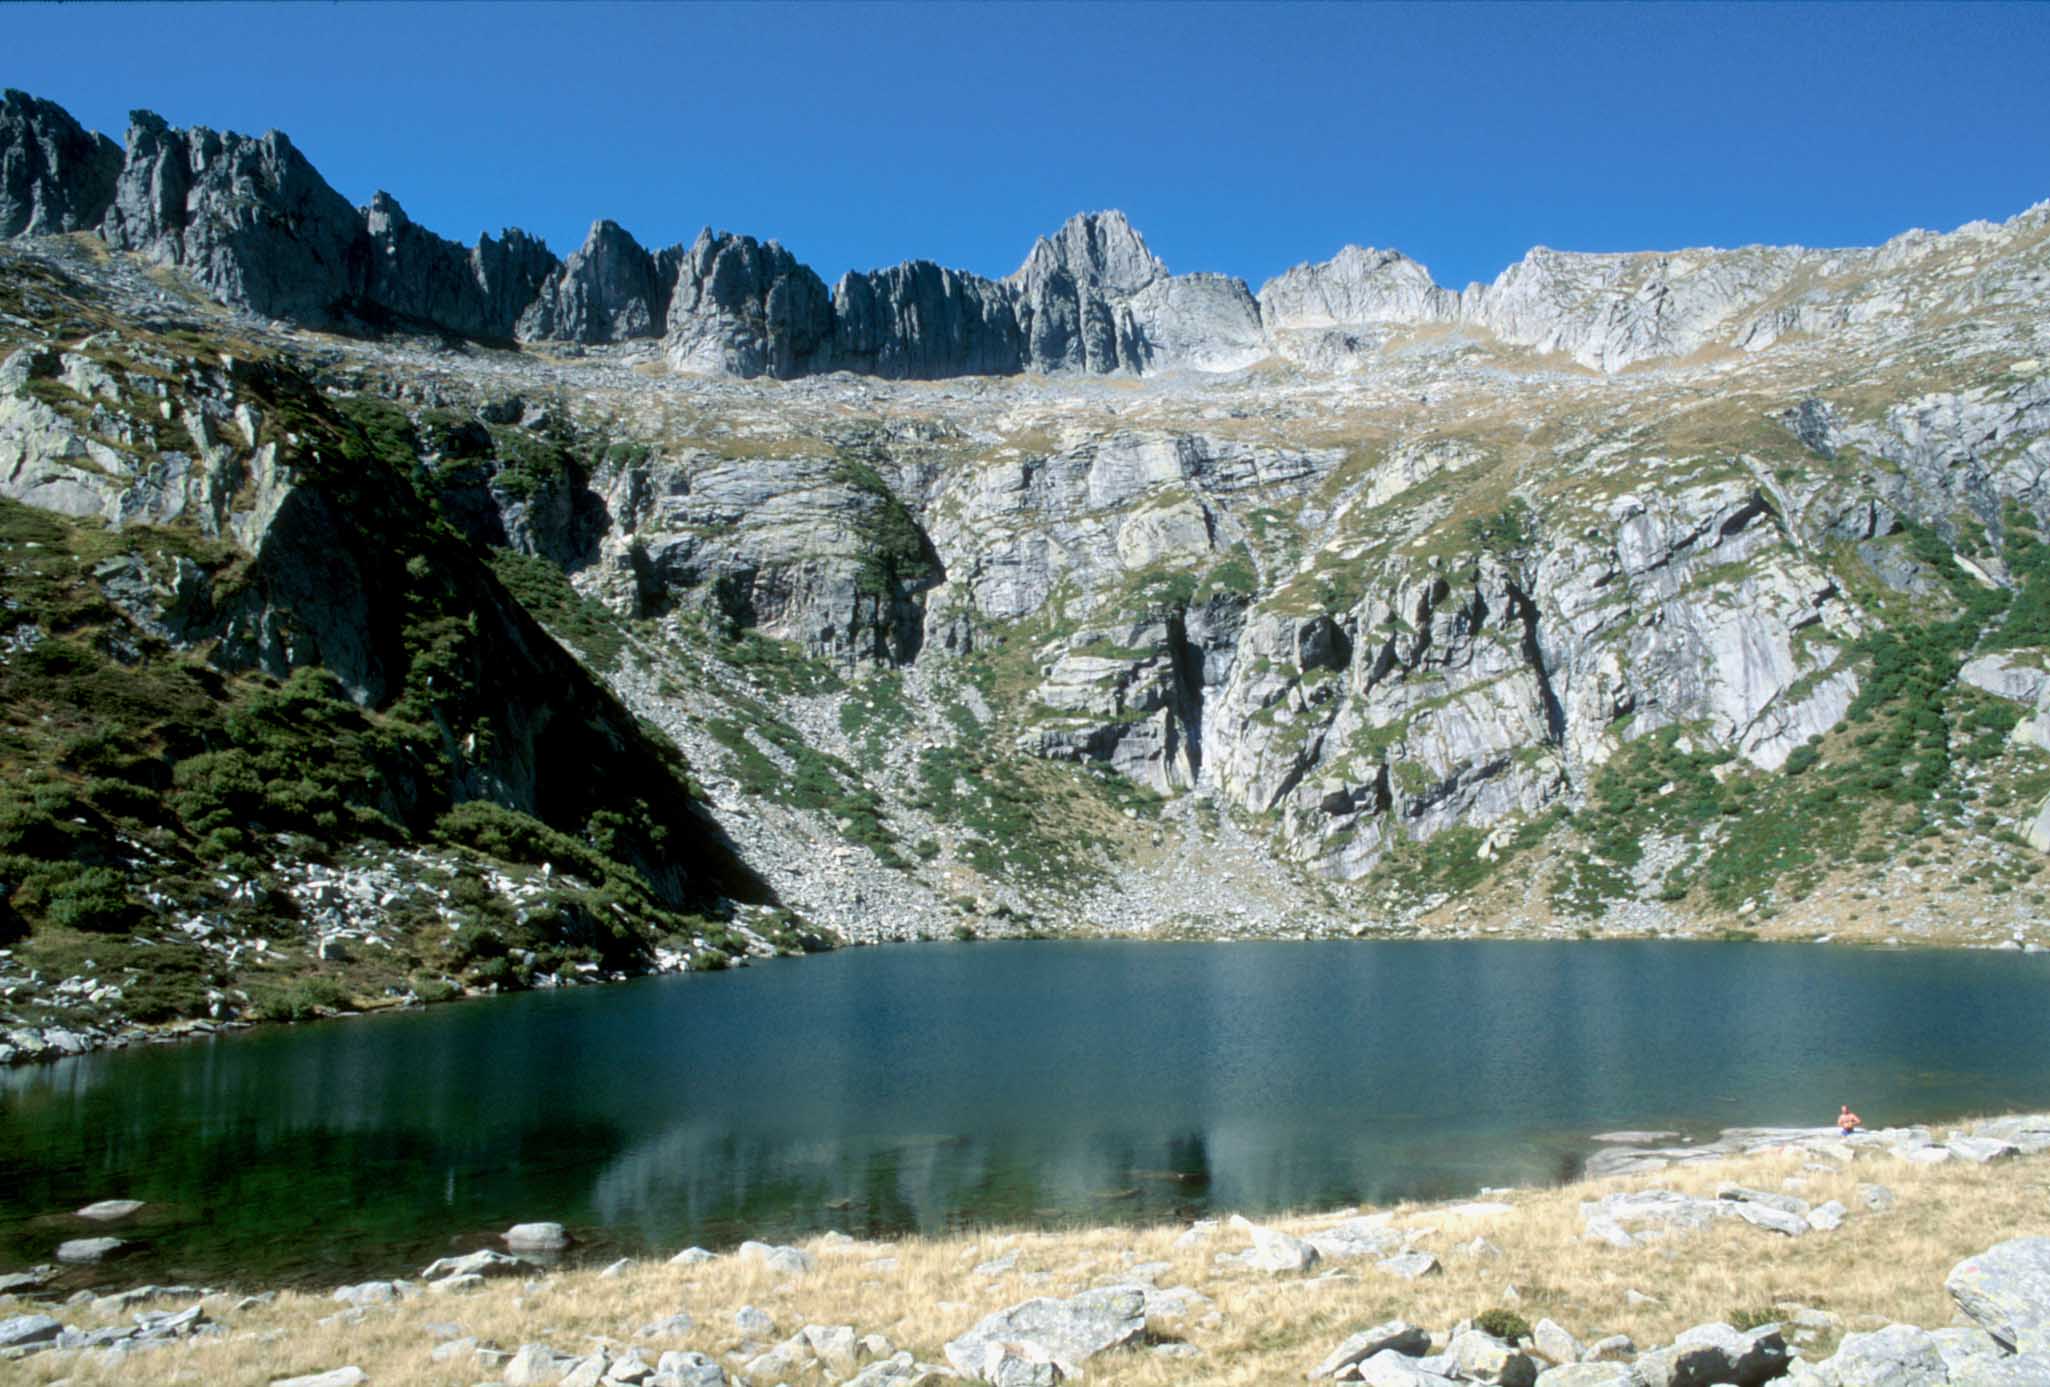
{"left": 100, "top": 109, "right": 366, "bottom": 325}
{"left": 942, "top": 1288, "right": 1146, "bottom": 1381}
{"left": 1811, "top": 1323, "right": 1950, "bottom": 1386}
{"left": 504, "top": 1221, "right": 569, "bottom": 1251}
{"left": 1947, "top": 1236, "right": 2050, "bottom": 1353}
{"left": 0, "top": 89, "right": 120, "bottom": 237}
{"left": 0, "top": 1314, "right": 62, "bottom": 1349}
{"left": 831, "top": 261, "right": 1024, "bottom": 378}
{"left": 56, "top": 1235, "right": 128, "bottom": 1263}
{"left": 362, "top": 192, "right": 557, "bottom": 340}
{"left": 665, "top": 228, "right": 834, "bottom": 379}
{"left": 519, "top": 219, "right": 678, "bottom": 345}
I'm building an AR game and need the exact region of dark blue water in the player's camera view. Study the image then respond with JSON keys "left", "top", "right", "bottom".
{"left": 4, "top": 940, "right": 2049, "bottom": 1288}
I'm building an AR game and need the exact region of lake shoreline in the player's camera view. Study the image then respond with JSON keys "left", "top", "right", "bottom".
{"left": 3, "top": 1112, "right": 2047, "bottom": 1384}
{"left": 8, "top": 924, "right": 2044, "bottom": 1070}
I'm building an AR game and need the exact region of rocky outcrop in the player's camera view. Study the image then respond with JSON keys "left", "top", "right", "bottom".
{"left": 664, "top": 228, "right": 834, "bottom": 378}
{"left": 362, "top": 192, "right": 557, "bottom": 341}
{"left": 517, "top": 219, "right": 679, "bottom": 345}
{"left": 99, "top": 110, "right": 367, "bottom": 325}
{"left": 0, "top": 89, "right": 121, "bottom": 238}
{"left": 830, "top": 261, "right": 1024, "bottom": 378}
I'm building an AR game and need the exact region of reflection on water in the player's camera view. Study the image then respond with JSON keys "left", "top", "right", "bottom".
{"left": 5, "top": 940, "right": 2050, "bottom": 1285}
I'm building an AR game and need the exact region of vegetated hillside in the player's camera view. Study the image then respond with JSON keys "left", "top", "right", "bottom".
{"left": 0, "top": 247, "right": 797, "bottom": 1054}
{"left": 5, "top": 185, "right": 2050, "bottom": 1049}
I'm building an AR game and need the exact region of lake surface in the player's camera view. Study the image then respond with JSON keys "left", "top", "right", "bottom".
{"left": 6, "top": 940, "right": 2050, "bottom": 1288}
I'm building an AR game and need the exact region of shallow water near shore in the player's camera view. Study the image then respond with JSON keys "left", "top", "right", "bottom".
{"left": 5, "top": 939, "right": 2050, "bottom": 1288}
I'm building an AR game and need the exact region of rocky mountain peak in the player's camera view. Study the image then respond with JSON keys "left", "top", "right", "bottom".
{"left": 1010, "top": 209, "right": 1166, "bottom": 296}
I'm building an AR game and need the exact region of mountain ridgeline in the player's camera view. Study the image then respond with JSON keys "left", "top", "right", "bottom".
{"left": 11, "top": 88, "right": 2043, "bottom": 381}
{"left": 5, "top": 86, "right": 2050, "bottom": 1052}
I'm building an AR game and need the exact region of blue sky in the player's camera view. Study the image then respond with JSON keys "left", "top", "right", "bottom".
{"left": 9, "top": 2, "right": 2049, "bottom": 292}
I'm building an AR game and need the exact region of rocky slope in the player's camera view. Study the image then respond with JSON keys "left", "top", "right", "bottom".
{"left": 4, "top": 90, "right": 2050, "bottom": 1048}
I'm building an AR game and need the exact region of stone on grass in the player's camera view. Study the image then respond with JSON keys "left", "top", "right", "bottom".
{"left": 943, "top": 1288, "right": 1146, "bottom": 1381}
{"left": 0, "top": 1315, "right": 61, "bottom": 1349}
{"left": 1532, "top": 1366, "right": 1630, "bottom": 1387}
{"left": 1816, "top": 1324, "right": 1949, "bottom": 1387}
{"left": 802, "top": 1324, "right": 863, "bottom": 1376}
{"left": 733, "top": 1305, "right": 774, "bottom": 1337}
{"left": 421, "top": 1248, "right": 529, "bottom": 1281}
{"left": 1581, "top": 1335, "right": 1634, "bottom": 1362}
{"left": 1531, "top": 1319, "right": 1581, "bottom": 1365}
{"left": 504, "top": 1342, "right": 578, "bottom": 1386}
{"left": 667, "top": 1247, "right": 716, "bottom": 1266}
{"left": 1947, "top": 1137, "right": 2020, "bottom": 1164}
{"left": 1446, "top": 1329, "right": 1537, "bottom": 1386}
{"left": 1307, "top": 1319, "right": 1430, "bottom": 1378}
{"left": 1947, "top": 1236, "right": 2050, "bottom": 1353}
{"left": 270, "top": 1371, "right": 367, "bottom": 1387}
{"left": 1807, "top": 1200, "right": 1847, "bottom": 1231}
{"left": 634, "top": 1311, "right": 693, "bottom": 1340}
{"left": 653, "top": 1349, "right": 726, "bottom": 1385}
{"left": 1859, "top": 1184, "right": 1896, "bottom": 1211}
{"left": 504, "top": 1222, "right": 569, "bottom": 1251}
{"left": 57, "top": 1236, "right": 127, "bottom": 1263}
{"left": 736, "top": 1239, "right": 813, "bottom": 1275}
{"left": 1374, "top": 1251, "right": 1441, "bottom": 1280}
{"left": 1244, "top": 1223, "right": 1320, "bottom": 1273}
{"left": 1354, "top": 1348, "right": 1457, "bottom": 1386}
{"left": 75, "top": 1199, "right": 144, "bottom": 1221}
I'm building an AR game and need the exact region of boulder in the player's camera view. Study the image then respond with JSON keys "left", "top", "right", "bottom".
{"left": 1238, "top": 1217, "right": 1320, "bottom": 1273}
{"left": 943, "top": 1288, "right": 1147, "bottom": 1381}
{"left": 735, "top": 1239, "right": 813, "bottom": 1275}
{"left": 1445, "top": 1329, "right": 1537, "bottom": 1386}
{"left": 1950, "top": 1352, "right": 2050, "bottom": 1385}
{"left": 420, "top": 1248, "right": 530, "bottom": 1281}
{"left": 505, "top": 1342, "right": 579, "bottom": 1386}
{"left": 0, "top": 1314, "right": 61, "bottom": 1349}
{"left": 1532, "top": 1366, "right": 1630, "bottom": 1386}
{"left": 1375, "top": 1251, "right": 1441, "bottom": 1280}
{"left": 1947, "top": 1237, "right": 2050, "bottom": 1353}
{"left": 75, "top": 1199, "right": 144, "bottom": 1221}
{"left": 1354, "top": 1349, "right": 1459, "bottom": 1387}
{"left": 56, "top": 1236, "right": 127, "bottom": 1263}
{"left": 652, "top": 1350, "right": 726, "bottom": 1385}
{"left": 667, "top": 1247, "right": 716, "bottom": 1266}
{"left": 1531, "top": 1319, "right": 1582, "bottom": 1365}
{"left": 503, "top": 1222, "right": 570, "bottom": 1251}
{"left": 270, "top": 1371, "right": 367, "bottom": 1387}
{"left": 1807, "top": 1200, "right": 1847, "bottom": 1232}
{"left": 1946, "top": 1136, "right": 2020, "bottom": 1164}
{"left": 1814, "top": 1324, "right": 1949, "bottom": 1386}
{"left": 1307, "top": 1319, "right": 1430, "bottom": 1378}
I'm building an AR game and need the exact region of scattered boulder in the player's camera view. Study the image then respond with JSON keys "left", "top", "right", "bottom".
{"left": 1233, "top": 1215, "right": 1320, "bottom": 1274}
{"left": 668, "top": 1247, "right": 717, "bottom": 1266}
{"left": 1531, "top": 1319, "right": 1581, "bottom": 1365}
{"left": 75, "top": 1199, "right": 144, "bottom": 1221}
{"left": 504, "top": 1222, "right": 570, "bottom": 1252}
{"left": 0, "top": 1314, "right": 61, "bottom": 1349}
{"left": 504, "top": 1342, "right": 579, "bottom": 1386}
{"left": 1806, "top": 1200, "right": 1847, "bottom": 1232}
{"left": 1947, "top": 1237, "right": 2050, "bottom": 1353}
{"left": 56, "top": 1236, "right": 128, "bottom": 1263}
{"left": 943, "top": 1288, "right": 1146, "bottom": 1381}
{"left": 1947, "top": 1137, "right": 2021, "bottom": 1164}
{"left": 1307, "top": 1319, "right": 1430, "bottom": 1378}
{"left": 653, "top": 1349, "right": 726, "bottom": 1385}
{"left": 1375, "top": 1251, "right": 1441, "bottom": 1280}
{"left": 736, "top": 1239, "right": 813, "bottom": 1275}
{"left": 733, "top": 1305, "right": 775, "bottom": 1338}
{"left": 420, "top": 1249, "right": 530, "bottom": 1281}
{"left": 1809, "top": 1323, "right": 1949, "bottom": 1386}
{"left": 1354, "top": 1349, "right": 1459, "bottom": 1386}
{"left": 1445, "top": 1329, "right": 1537, "bottom": 1386}
{"left": 270, "top": 1371, "right": 367, "bottom": 1387}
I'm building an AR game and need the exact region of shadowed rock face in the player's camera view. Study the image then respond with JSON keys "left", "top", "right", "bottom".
{"left": 363, "top": 193, "right": 557, "bottom": 342}
{"left": 518, "top": 219, "right": 680, "bottom": 346}
{"left": 0, "top": 89, "right": 121, "bottom": 238}
{"left": 100, "top": 111, "right": 368, "bottom": 325}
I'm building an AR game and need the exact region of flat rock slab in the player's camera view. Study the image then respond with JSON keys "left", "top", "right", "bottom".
{"left": 270, "top": 1370, "right": 367, "bottom": 1387}
{"left": 944, "top": 1288, "right": 1146, "bottom": 1380}
{"left": 1948, "top": 1237, "right": 2050, "bottom": 1353}
{"left": 504, "top": 1221, "right": 569, "bottom": 1251}
{"left": 56, "top": 1236, "right": 127, "bottom": 1263}
{"left": 1308, "top": 1318, "right": 1430, "bottom": 1378}
{"left": 0, "top": 1315, "right": 62, "bottom": 1349}
{"left": 74, "top": 1199, "right": 144, "bottom": 1221}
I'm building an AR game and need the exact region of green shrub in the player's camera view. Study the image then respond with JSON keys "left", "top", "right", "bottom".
{"left": 1473, "top": 1309, "right": 1531, "bottom": 1343}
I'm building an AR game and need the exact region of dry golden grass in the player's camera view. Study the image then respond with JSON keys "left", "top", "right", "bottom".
{"left": 12, "top": 1124, "right": 2048, "bottom": 1387}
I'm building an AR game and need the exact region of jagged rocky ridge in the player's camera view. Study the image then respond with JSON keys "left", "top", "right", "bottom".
{"left": 11, "top": 88, "right": 2043, "bottom": 381}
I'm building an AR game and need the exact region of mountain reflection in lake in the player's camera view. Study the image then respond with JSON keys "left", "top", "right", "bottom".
{"left": 5, "top": 940, "right": 2050, "bottom": 1286}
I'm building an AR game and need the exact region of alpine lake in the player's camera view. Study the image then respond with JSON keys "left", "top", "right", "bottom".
{"left": 6, "top": 940, "right": 2050, "bottom": 1289}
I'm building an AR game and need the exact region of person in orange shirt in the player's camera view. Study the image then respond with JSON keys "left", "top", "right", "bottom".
{"left": 1838, "top": 1105, "right": 1862, "bottom": 1136}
